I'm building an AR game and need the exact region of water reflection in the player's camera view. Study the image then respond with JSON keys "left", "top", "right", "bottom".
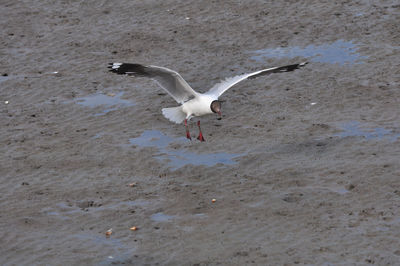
{"left": 129, "top": 130, "right": 242, "bottom": 169}
{"left": 249, "top": 40, "right": 367, "bottom": 64}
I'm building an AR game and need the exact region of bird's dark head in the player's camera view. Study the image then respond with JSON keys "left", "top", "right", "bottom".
{"left": 210, "top": 100, "right": 222, "bottom": 116}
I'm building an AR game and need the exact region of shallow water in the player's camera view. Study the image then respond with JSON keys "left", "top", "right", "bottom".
{"left": 336, "top": 121, "right": 400, "bottom": 142}
{"left": 129, "top": 130, "right": 179, "bottom": 149}
{"left": 0, "top": 75, "right": 11, "bottom": 83}
{"left": 129, "top": 130, "right": 242, "bottom": 169}
{"left": 151, "top": 212, "right": 175, "bottom": 222}
{"left": 249, "top": 40, "right": 367, "bottom": 64}
{"left": 73, "top": 233, "right": 134, "bottom": 266}
{"left": 75, "top": 92, "right": 135, "bottom": 116}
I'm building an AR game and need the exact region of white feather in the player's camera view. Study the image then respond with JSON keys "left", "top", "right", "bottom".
{"left": 162, "top": 106, "right": 186, "bottom": 124}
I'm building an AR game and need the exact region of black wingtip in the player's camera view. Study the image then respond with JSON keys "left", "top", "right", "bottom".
{"left": 108, "top": 62, "right": 121, "bottom": 74}
{"left": 276, "top": 61, "right": 308, "bottom": 72}
{"left": 247, "top": 61, "right": 308, "bottom": 80}
{"left": 108, "top": 63, "right": 148, "bottom": 76}
{"left": 108, "top": 68, "right": 115, "bottom": 73}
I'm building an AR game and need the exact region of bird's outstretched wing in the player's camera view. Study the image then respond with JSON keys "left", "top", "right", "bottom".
{"left": 205, "top": 62, "right": 308, "bottom": 98}
{"left": 108, "top": 63, "right": 198, "bottom": 104}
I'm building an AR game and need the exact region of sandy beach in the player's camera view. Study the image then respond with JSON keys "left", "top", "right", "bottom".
{"left": 1, "top": 0, "right": 400, "bottom": 265}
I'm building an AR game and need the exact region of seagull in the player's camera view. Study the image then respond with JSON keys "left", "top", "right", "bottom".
{"left": 108, "top": 62, "right": 308, "bottom": 141}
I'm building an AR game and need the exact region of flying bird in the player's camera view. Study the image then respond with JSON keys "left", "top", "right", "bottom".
{"left": 108, "top": 62, "right": 308, "bottom": 141}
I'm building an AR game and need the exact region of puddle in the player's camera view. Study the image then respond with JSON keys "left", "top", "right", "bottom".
{"left": 93, "top": 132, "right": 106, "bottom": 139}
{"left": 74, "top": 92, "right": 135, "bottom": 116}
{"left": 249, "top": 40, "right": 367, "bottom": 64}
{"left": 0, "top": 75, "right": 12, "bottom": 83}
{"left": 336, "top": 121, "right": 400, "bottom": 142}
{"left": 330, "top": 187, "right": 349, "bottom": 195}
{"left": 165, "top": 150, "right": 240, "bottom": 169}
{"left": 129, "top": 130, "right": 242, "bottom": 169}
{"left": 151, "top": 212, "right": 175, "bottom": 222}
{"left": 41, "top": 203, "right": 82, "bottom": 220}
{"left": 129, "top": 130, "right": 180, "bottom": 149}
{"left": 70, "top": 233, "right": 135, "bottom": 266}
{"left": 192, "top": 213, "right": 207, "bottom": 218}
{"left": 248, "top": 200, "right": 267, "bottom": 208}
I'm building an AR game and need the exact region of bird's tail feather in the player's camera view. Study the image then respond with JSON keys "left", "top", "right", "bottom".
{"left": 162, "top": 106, "right": 186, "bottom": 124}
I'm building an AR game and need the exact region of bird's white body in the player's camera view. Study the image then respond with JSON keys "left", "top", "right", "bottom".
{"left": 182, "top": 94, "right": 215, "bottom": 118}
{"left": 161, "top": 93, "right": 215, "bottom": 124}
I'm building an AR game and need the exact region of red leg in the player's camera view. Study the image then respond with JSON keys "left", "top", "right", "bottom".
{"left": 197, "top": 121, "right": 205, "bottom": 142}
{"left": 184, "top": 119, "right": 191, "bottom": 140}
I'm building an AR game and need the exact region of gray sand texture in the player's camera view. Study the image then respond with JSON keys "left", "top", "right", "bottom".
{"left": 1, "top": 0, "right": 400, "bottom": 265}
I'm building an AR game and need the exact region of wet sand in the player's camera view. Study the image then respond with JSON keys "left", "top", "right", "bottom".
{"left": 1, "top": 0, "right": 400, "bottom": 265}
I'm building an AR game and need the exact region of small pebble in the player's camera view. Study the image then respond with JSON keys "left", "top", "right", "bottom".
{"left": 105, "top": 228, "right": 113, "bottom": 237}
{"left": 212, "top": 199, "right": 216, "bottom": 203}
{"left": 5, "top": 101, "right": 9, "bottom": 105}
